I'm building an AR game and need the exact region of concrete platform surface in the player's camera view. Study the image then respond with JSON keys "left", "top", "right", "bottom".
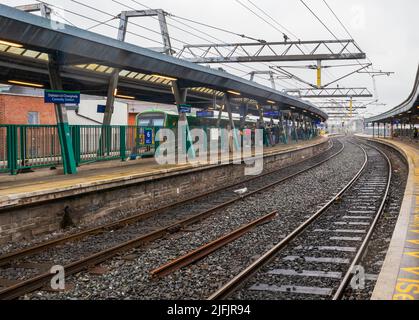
{"left": 0, "top": 136, "right": 328, "bottom": 210}
{"left": 363, "top": 137, "right": 419, "bottom": 300}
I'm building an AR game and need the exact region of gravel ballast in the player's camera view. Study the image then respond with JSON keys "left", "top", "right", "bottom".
{"left": 22, "top": 137, "right": 367, "bottom": 300}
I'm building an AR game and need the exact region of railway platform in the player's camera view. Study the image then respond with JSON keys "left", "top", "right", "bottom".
{"left": 357, "top": 135, "right": 419, "bottom": 300}
{"left": 0, "top": 136, "right": 327, "bottom": 207}
{"left": 0, "top": 136, "right": 329, "bottom": 244}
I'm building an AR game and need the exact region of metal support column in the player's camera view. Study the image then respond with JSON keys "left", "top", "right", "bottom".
{"left": 391, "top": 121, "right": 394, "bottom": 138}
{"left": 172, "top": 81, "right": 195, "bottom": 159}
{"left": 103, "top": 12, "right": 128, "bottom": 126}
{"left": 258, "top": 106, "right": 268, "bottom": 146}
{"left": 225, "top": 94, "right": 240, "bottom": 151}
{"left": 281, "top": 112, "right": 288, "bottom": 144}
{"left": 48, "top": 54, "right": 77, "bottom": 174}
{"left": 239, "top": 103, "right": 249, "bottom": 130}
{"left": 316, "top": 60, "right": 322, "bottom": 87}
{"left": 384, "top": 122, "right": 386, "bottom": 138}
{"left": 292, "top": 114, "right": 298, "bottom": 142}
{"left": 216, "top": 99, "right": 224, "bottom": 128}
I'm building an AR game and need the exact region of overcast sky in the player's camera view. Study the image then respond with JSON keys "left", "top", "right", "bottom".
{"left": 3, "top": 0, "right": 419, "bottom": 117}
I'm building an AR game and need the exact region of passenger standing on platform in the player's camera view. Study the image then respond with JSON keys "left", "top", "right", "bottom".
{"left": 414, "top": 127, "right": 418, "bottom": 139}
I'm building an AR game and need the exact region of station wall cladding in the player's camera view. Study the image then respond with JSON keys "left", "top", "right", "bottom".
{"left": 0, "top": 139, "right": 329, "bottom": 244}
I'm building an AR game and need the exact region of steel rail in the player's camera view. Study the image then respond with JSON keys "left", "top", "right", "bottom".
{"left": 0, "top": 140, "right": 336, "bottom": 267}
{"left": 0, "top": 140, "right": 344, "bottom": 299}
{"left": 208, "top": 141, "right": 368, "bottom": 300}
{"left": 332, "top": 141, "right": 392, "bottom": 300}
{"left": 150, "top": 211, "right": 277, "bottom": 278}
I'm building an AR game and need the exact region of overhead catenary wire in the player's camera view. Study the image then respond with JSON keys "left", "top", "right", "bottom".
{"left": 321, "top": 0, "right": 382, "bottom": 101}
{"left": 130, "top": 0, "right": 266, "bottom": 43}
{"left": 237, "top": 0, "right": 338, "bottom": 85}
{"left": 111, "top": 0, "right": 267, "bottom": 80}
{"left": 68, "top": 0, "right": 288, "bottom": 88}
{"left": 244, "top": 0, "right": 300, "bottom": 41}
{"left": 36, "top": 0, "right": 301, "bottom": 91}
{"left": 87, "top": 16, "right": 118, "bottom": 31}
{"left": 299, "top": 0, "right": 374, "bottom": 79}
{"left": 35, "top": 0, "right": 165, "bottom": 46}
{"left": 234, "top": 0, "right": 287, "bottom": 38}
{"left": 124, "top": 0, "right": 302, "bottom": 90}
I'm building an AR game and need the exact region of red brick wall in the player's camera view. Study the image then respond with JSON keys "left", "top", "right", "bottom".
{"left": 0, "top": 96, "right": 5, "bottom": 125}
{"left": 128, "top": 113, "right": 138, "bottom": 126}
{"left": 0, "top": 94, "right": 56, "bottom": 125}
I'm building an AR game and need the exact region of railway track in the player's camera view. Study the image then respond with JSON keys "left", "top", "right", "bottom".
{"left": 209, "top": 141, "right": 392, "bottom": 300}
{"left": 0, "top": 139, "right": 345, "bottom": 300}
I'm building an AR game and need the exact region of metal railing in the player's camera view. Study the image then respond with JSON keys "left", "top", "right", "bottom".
{"left": 0, "top": 125, "right": 143, "bottom": 175}
{"left": 0, "top": 124, "right": 319, "bottom": 175}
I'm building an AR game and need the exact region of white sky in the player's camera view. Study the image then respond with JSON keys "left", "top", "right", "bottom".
{"left": 2, "top": 0, "right": 419, "bottom": 117}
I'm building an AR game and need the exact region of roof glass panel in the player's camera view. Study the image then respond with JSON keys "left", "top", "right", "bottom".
{"left": 6, "top": 47, "right": 25, "bottom": 55}
{"left": 22, "top": 50, "right": 40, "bottom": 58}
{"left": 37, "top": 53, "right": 49, "bottom": 61}
{"left": 95, "top": 65, "right": 109, "bottom": 73}
{"left": 86, "top": 64, "right": 99, "bottom": 71}
{"left": 119, "top": 70, "right": 130, "bottom": 77}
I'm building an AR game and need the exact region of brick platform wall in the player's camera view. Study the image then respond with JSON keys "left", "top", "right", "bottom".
{"left": 0, "top": 94, "right": 56, "bottom": 125}
{"left": 0, "top": 140, "right": 329, "bottom": 244}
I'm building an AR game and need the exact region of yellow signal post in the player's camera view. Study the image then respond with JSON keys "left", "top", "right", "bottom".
{"left": 349, "top": 98, "right": 353, "bottom": 118}
{"left": 316, "top": 60, "right": 322, "bottom": 87}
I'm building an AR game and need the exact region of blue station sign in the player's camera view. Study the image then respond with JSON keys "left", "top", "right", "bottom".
{"left": 44, "top": 90, "right": 80, "bottom": 104}
{"left": 264, "top": 111, "right": 280, "bottom": 117}
{"left": 196, "top": 110, "right": 214, "bottom": 118}
{"left": 97, "top": 105, "right": 106, "bottom": 113}
{"left": 178, "top": 104, "right": 192, "bottom": 113}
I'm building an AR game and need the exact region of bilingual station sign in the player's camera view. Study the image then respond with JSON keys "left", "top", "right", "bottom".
{"left": 44, "top": 90, "right": 80, "bottom": 104}
{"left": 178, "top": 104, "right": 192, "bottom": 113}
{"left": 264, "top": 111, "right": 280, "bottom": 117}
{"left": 196, "top": 110, "right": 214, "bottom": 118}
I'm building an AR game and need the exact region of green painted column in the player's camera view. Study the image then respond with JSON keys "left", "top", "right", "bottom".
{"left": 225, "top": 94, "right": 240, "bottom": 151}
{"left": 6, "top": 125, "right": 17, "bottom": 175}
{"left": 172, "top": 81, "right": 195, "bottom": 160}
{"left": 48, "top": 54, "right": 77, "bottom": 174}
{"left": 119, "top": 126, "right": 126, "bottom": 161}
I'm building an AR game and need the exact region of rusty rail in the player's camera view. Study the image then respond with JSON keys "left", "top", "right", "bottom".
{"left": 0, "top": 140, "right": 342, "bottom": 299}
{"left": 150, "top": 211, "right": 277, "bottom": 278}
{"left": 0, "top": 140, "right": 338, "bottom": 268}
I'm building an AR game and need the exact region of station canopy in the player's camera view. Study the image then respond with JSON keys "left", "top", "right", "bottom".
{"left": 0, "top": 4, "right": 327, "bottom": 121}
{"left": 366, "top": 65, "right": 419, "bottom": 124}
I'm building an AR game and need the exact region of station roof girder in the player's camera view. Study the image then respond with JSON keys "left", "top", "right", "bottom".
{"left": 0, "top": 4, "right": 328, "bottom": 121}
{"left": 366, "top": 65, "right": 419, "bottom": 124}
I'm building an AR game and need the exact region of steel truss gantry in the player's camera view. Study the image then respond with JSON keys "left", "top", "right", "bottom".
{"left": 176, "top": 39, "right": 366, "bottom": 63}
{"left": 286, "top": 87, "right": 373, "bottom": 98}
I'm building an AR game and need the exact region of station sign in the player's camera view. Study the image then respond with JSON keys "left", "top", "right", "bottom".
{"left": 264, "top": 111, "right": 280, "bottom": 117}
{"left": 239, "top": 105, "right": 247, "bottom": 117}
{"left": 44, "top": 90, "right": 80, "bottom": 104}
{"left": 179, "top": 104, "right": 192, "bottom": 113}
{"left": 196, "top": 110, "right": 214, "bottom": 118}
{"left": 144, "top": 128, "right": 153, "bottom": 145}
{"left": 97, "top": 105, "right": 106, "bottom": 113}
